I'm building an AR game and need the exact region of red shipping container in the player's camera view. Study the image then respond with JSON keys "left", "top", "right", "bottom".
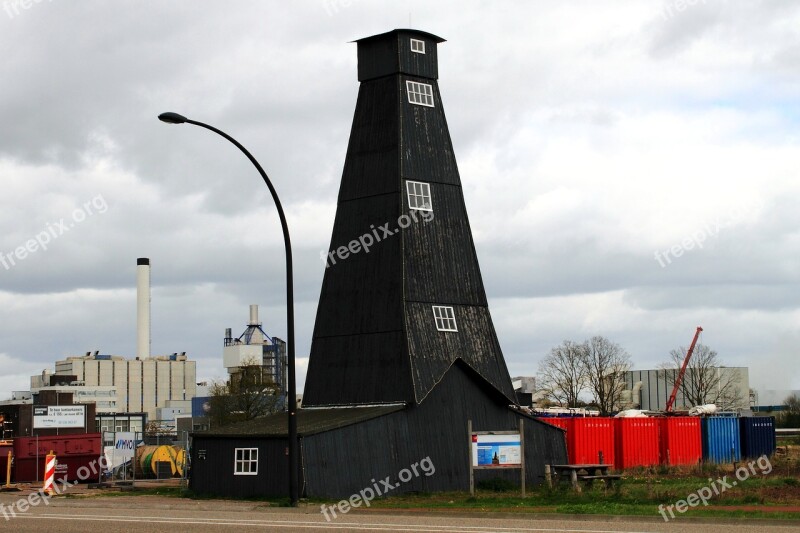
{"left": 13, "top": 433, "right": 102, "bottom": 483}
{"left": 659, "top": 417, "right": 701, "bottom": 466}
{"left": 571, "top": 417, "right": 615, "bottom": 466}
{"left": 538, "top": 418, "right": 616, "bottom": 466}
{"left": 614, "top": 418, "right": 660, "bottom": 470}
{"left": 538, "top": 418, "right": 572, "bottom": 431}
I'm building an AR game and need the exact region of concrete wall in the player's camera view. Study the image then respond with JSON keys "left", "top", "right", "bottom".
{"left": 625, "top": 367, "right": 750, "bottom": 411}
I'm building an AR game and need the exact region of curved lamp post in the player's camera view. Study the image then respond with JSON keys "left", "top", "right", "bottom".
{"left": 158, "top": 112, "right": 298, "bottom": 506}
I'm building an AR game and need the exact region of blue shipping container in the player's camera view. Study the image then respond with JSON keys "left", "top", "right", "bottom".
{"left": 702, "top": 417, "right": 741, "bottom": 463}
{"left": 739, "top": 416, "right": 776, "bottom": 459}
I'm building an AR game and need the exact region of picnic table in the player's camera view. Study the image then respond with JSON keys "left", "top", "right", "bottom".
{"left": 547, "top": 464, "right": 621, "bottom": 492}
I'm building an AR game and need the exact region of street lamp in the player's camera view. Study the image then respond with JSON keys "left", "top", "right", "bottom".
{"left": 158, "top": 112, "right": 299, "bottom": 505}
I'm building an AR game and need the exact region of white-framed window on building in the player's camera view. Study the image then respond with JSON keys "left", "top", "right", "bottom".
{"left": 406, "top": 80, "right": 434, "bottom": 107}
{"left": 234, "top": 447, "right": 259, "bottom": 475}
{"left": 406, "top": 181, "right": 432, "bottom": 211}
{"left": 432, "top": 306, "right": 458, "bottom": 332}
{"left": 410, "top": 38, "right": 425, "bottom": 54}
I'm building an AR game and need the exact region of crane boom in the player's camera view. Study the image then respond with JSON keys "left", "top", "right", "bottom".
{"left": 665, "top": 326, "right": 703, "bottom": 412}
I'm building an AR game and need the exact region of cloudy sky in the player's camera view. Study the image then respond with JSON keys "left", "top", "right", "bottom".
{"left": 1, "top": 0, "right": 798, "bottom": 400}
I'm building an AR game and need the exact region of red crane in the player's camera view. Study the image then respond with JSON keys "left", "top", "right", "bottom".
{"left": 665, "top": 326, "right": 703, "bottom": 412}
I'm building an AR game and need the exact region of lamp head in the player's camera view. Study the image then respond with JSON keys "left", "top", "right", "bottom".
{"left": 158, "top": 112, "right": 188, "bottom": 124}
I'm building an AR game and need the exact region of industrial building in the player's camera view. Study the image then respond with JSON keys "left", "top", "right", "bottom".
{"left": 751, "top": 389, "right": 800, "bottom": 411}
{"left": 51, "top": 353, "right": 196, "bottom": 420}
{"left": 1, "top": 259, "right": 203, "bottom": 432}
{"left": 191, "top": 29, "right": 566, "bottom": 499}
{"left": 45, "top": 259, "right": 197, "bottom": 420}
{"left": 512, "top": 376, "right": 536, "bottom": 407}
{"left": 0, "top": 390, "right": 96, "bottom": 438}
{"left": 624, "top": 367, "right": 750, "bottom": 412}
{"left": 223, "top": 304, "right": 288, "bottom": 409}
{"left": 96, "top": 412, "right": 147, "bottom": 443}
{"left": 31, "top": 370, "right": 118, "bottom": 411}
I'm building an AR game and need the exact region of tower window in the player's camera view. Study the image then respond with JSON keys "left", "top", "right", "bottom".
{"left": 406, "top": 81, "right": 434, "bottom": 107}
{"left": 432, "top": 306, "right": 458, "bottom": 332}
{"left": 406, "top": 181, "right": 432, "bottom": 211}
{"left": 410, "top": 38, "right": 425, "bottom": 54}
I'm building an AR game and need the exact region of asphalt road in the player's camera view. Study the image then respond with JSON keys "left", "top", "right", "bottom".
{"left": 0, "top": 495, "right": 797, "bottom": 532}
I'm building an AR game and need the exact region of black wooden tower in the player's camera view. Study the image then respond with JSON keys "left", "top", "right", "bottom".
{"left": 190, "top": 31, "right": 567, "bottom": 500}
{"left": 304, "top": 29, "right": 516, "bottom": 407}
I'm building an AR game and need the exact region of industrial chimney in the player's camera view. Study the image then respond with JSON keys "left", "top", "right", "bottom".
{"left": 249, "top": 304, "right": 261, "bottom": 325}
{"left": 137, "top": 258, "right": 151, "bottom": 360}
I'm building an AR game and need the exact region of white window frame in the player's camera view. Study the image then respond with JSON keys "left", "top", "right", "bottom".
{"left": 432, "top": 306, "right": 458, "bottom": 332}
{"left": 406, "top": 181, "right": 433, "bottom": 211}
{"left": 234, "top": 447, "right": 259, "bottom": 476}
{"left": 406, "top": 80, "right": 434, "bottom": 107}
{"left": 410, "top": 38, "right": 425, "bottom": 54}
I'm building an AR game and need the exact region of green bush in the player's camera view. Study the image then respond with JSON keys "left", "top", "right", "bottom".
{"left": 776, "top": 412, "right": 800, "bottom": 428}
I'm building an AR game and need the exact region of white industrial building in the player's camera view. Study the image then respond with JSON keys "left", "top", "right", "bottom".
{"left": 12, "top": 258, "right": 200, "bottom": 423}
{"left": 29, "top": 370, "right": 117, "bottom": 411}
{"left": 624, "top": 367, "right": 750, "bottom": 412}
{"left": 52, "top": 353, "right": 196, "bottom": 419}
{"left": 223, "top": 304, "right": 287, "bottom": 409}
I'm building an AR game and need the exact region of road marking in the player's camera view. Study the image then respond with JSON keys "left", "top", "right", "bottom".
{"left": 15, "top": 513, "right": 659, "bottom": 532}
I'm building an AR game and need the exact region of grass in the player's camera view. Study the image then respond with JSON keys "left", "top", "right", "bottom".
{"left": 82, "top": 449, "right": 800, "bottom": 521}
{"left": 86, "top": 481, "right": 800, "bottom": 520}
{"left": 338, "top": 457, "right": 800, "bottom": 521}
{"left": 348, "top": 475, "right": 800, "bottom": 521}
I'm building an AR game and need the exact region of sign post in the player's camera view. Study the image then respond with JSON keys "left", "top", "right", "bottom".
{"left": 5, "top": 450, "right": 12, "bottom": 488}
{"left": 468, "top": 419, "right": 526, "bottom": 497}
{"left": 43, "top": 450, "right": 56, "bottom": 495}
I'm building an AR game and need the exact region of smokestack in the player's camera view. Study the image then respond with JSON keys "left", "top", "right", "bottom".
{"left": 249, "top": 304, "right": 260, "bottom": 325}
{"left": 137, "top": 258, "right": 151, "bottom": 360}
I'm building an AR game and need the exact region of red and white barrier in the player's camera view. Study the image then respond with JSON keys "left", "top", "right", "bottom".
{"left": 43, "top": 450, "right": 56, "bottom": 495}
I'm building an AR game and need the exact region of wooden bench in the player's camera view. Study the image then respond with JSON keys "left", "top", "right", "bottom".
{"left": 578, "top": 474, "right": 622, "bottom": 488}
{"left": 547, "top": 464, "right": 622, "bottom": 492}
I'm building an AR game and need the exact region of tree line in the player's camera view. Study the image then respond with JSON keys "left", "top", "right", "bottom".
{"left": 536, "top": 336, "right": 744, "bottom": 415}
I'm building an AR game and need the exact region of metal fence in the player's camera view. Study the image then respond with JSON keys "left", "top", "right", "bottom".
{"left": 103, "top": 430, "right": 190, "bottom": 487}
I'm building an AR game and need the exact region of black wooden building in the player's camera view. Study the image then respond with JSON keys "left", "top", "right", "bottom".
{"left": 191, "top": 29, "right": 566, "bottom": 499}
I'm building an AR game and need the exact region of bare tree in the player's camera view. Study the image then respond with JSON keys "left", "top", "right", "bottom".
{"left": 537, "top": 340, "right": 588, "bottom": 407}
{"left": 208, "top": 357, "right": 281, "bottom": 427}
{"left": 582, "top": 336, "right": 632, "bottom": 415}
{"left": 664, "top": 344, "right": 744, "bottom": 410}
{"left": 779, "top": 393, "right": 800, "bottom": 428}
{"left": 785, "top": 393, "right": 800, "bottom": 414}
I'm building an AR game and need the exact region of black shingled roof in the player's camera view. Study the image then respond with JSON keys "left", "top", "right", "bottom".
{"left": 193, "top": 404, "right": 405, "bottom": 438}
